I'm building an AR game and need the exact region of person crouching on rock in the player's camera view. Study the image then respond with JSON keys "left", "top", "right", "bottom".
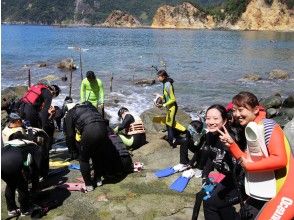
{"left": 64, "top": 101, "right": 107, "bottom": 192}
{"left": 113, "top": 107, "right": 146, "bottom": 150}
{"left": 1, "top": 131, "right": 49, "bottom": 217}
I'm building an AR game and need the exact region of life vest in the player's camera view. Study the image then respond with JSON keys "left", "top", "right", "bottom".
{"left": 126, "top": 115, "right": 145, "bottom": 135}
{"left": 21, "top": 84, "right": 48, "bottom": 105}
{"left": 2, "top": 126, "right": 26, "bottom": 144}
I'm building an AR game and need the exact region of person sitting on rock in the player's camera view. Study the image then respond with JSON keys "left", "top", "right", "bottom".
{"left": 173, "top": 119, "right": 208, "bottom": 178}
{"left": 114, "top": 107, "right": 146, "bottom": 150}
{"left": 64, "top": 101, "right": 107, "bottom": 192}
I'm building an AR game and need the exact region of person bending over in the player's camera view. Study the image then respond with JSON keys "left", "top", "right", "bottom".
{"left": 64, "top": 101, "right": 107, "bottom": 192}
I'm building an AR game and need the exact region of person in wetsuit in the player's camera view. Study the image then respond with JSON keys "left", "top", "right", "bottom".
{"left": 201, "top": 104, "right": 246, "bottom": 220}
{"left": 156, "top": 70, "right": 179, "bottom": 147}
{"left": 1, "top": 131, "right": 49, "bottom": 217}
{"left": 64, "top": 101, "right": 107, "bottom": 192}
{"left": 219, "top": 91, "right": 293, "bottom": 219}
{"left": 114, "top": 107, "right": 146, "bottom": 150}
{"left": 80, "top": 71, "right": 104, "bottom": 117}
{"left": 19, "top": 83, "right": 60, "bottom": 129}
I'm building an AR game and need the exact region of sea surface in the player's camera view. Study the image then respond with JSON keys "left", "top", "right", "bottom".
{"left": 2, "top": 25, "right": 294, "bottom": 122}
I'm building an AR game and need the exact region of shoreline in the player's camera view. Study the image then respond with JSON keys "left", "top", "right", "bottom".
{"left": 2, "top": 22, "right": 294, "bottom": 33}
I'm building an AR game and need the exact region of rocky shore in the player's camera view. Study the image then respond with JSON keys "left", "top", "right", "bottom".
{"left": 1, "top": 85, "right": 293, "bottom": 219}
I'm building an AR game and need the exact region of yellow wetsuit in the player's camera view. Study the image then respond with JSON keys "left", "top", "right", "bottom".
{"left": 162, "top": 79, "right": 177, "bottom": 127}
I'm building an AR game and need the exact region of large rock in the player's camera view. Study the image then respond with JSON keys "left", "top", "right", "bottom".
{"left": 283, "top": 119, "right": 294, "bottom": 148}
{"left": 151, "top": 2, "right": 215, "bottom": 29}
{"left": 1, "top": 86, "right": 27, "bottom": 110}
{"left": 282, "top": 94, "right": 294, "bottom": 108}
{"left": 259, "top": 94, "right": 283, "bottom": 109}
{"left": 279, "top": 108, "right": 294, "bottom": 120}
{"left": 134, "top": 79, "right": 156, "bottom": 86}
{"left": 242, "top": 73, "right": 262, "bottom": 81}
{"left": 102, "top": 10, "right": 141, "bottom": 27}
{"left": 273, "top": 114, "right": 291, "bottom": 128}
{"left": 268, "top": 69, "right": 289, "bottom": 80}
{"left": 1, "top": 110, "right": 8, "bottom": 128}
{"left": 57, "top": 58, "right": 77, "bottom": 70}
{"left": 233, "top": 0, "right": 294, "bottom": 31}
{"left": 140, "top": 107, "right": 191, "bottom": 133}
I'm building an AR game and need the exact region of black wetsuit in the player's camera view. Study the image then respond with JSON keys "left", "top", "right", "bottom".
{"left": 117, "top": 113, "right": 146, "bottom": 150}
{"left": 64, "top": 103, "right": 107, "bottom": 186}
{"left": 1, "top": 141, "right": 48, "bottom": 213}
{"left": 179, "top": 132, "right": 208, "bottom": 169}
{"left": 202, "top": 131, "right": 245, "bottom": 220}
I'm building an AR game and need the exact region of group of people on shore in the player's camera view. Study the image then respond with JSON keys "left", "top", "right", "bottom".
{"left": 1, "top": 70, "right": 146, "bottom": 217}
{"left": 1, "top": 68, "right": 293, "bottom": 219}
{"left": 154, "top": 70, "right": 293, "bottom": 220}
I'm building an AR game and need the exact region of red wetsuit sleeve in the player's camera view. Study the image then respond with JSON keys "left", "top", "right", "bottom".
{"left": 245, "top": 124, "right": 287, "bottom": 171}
{"left": 229, "top": 142, "right": 246, "bottom": 159}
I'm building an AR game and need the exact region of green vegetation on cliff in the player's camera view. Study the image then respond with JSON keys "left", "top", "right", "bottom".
{"left": 1, "top": 0, "right": 223, "bottom": 25}
{"left": 1, "top": 0, "right": 293, "bottom": 25}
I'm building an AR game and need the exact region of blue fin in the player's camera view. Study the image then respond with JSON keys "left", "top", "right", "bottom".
{"left": 69, "top": 164, "right": 80, "bottom": 170}
{"left": 169, "top": 176, "right": 190, "bottom": 192}
{"left": 154, "top": 167, "right": 176, "bottom": 178}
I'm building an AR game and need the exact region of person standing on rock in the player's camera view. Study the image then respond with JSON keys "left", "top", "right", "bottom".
{"left": 64, "top": 101, "right": 107, "bottom": 192}
{"left": 156, "top": 69, "right": 178, "bottom": 147}
{"left": 80, "top": 71, "right": 105, "bottom": 117}
{"left": 113, "top": 107, "right": 146, "bottom": 150}
{"left": 19, "top": 82, "right": 60, "bottom": 129}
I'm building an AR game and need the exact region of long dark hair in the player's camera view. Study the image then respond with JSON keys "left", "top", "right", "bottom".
{"left": 206, "top": 104, "right": 228, "bottom": 122}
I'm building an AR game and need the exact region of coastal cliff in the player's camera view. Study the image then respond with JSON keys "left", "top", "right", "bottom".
{"left": 101, "top": 10, "right": 141, "bottom": 28}
{"left": 232, "top": 0, "right": 294, "bottom": 31}
{"left": 151, "top": 0, "right": 293, "bottom": 31}
{"left": 151, "top": 2, "right": 215, "bottom": 29}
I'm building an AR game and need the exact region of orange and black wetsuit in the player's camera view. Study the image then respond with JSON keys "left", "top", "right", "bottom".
{"left": 229, "top": 110, "right": 294, "bottom": 219}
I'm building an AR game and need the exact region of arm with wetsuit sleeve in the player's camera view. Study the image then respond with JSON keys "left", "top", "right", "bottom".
{"left": 163, "top": 82, "right": 176, "bottom": 107}
{"left": 64, "top": 110, "right": 76, "bottom": 151}
{"left": 97, "top": 78, "right": 104, "bottom": 105}
{"left": 117, "top": 114, "right": 135, "bottom": 132}
{"left": 229, "top": 124, "right": 287, "bottom": 171}
{"left": 39, "top": 89, "right": 53, "bottom": 129}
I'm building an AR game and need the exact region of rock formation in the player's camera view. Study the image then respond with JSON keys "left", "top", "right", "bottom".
{"left": 151, "top": 2, "right": 215, "bottom": 29}
{"left": 151, "top": 0, "right": 293, "bottom": 31}
{"left": 233, "top": 0, "right": 294, "bottom": 31}
{"left": 102, "top": 10, "right": 141, "bottom": 28}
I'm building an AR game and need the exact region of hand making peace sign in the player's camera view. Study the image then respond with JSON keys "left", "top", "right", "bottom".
{"left": 217, "top": 125, "right": 235, "bottom": 146}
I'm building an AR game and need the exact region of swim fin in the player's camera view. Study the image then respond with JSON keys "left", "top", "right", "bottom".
{"left": 152, "top": 116, "right": 186, "bottom": 132}
{"left": 69, "top": 164, "right": 80, "bottom": 170}
{"left": 49, "top": 161, "right": 71, "bottom": 168}
{"left": 155, "top": 167, "right": 176, "bottom": 178}
{"left": 169, "top": 176, "right": 190, "bottom": 192}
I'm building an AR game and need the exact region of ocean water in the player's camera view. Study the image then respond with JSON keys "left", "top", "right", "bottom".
{"left": 2, "top": 25, "right": 294, "bottom": 122}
